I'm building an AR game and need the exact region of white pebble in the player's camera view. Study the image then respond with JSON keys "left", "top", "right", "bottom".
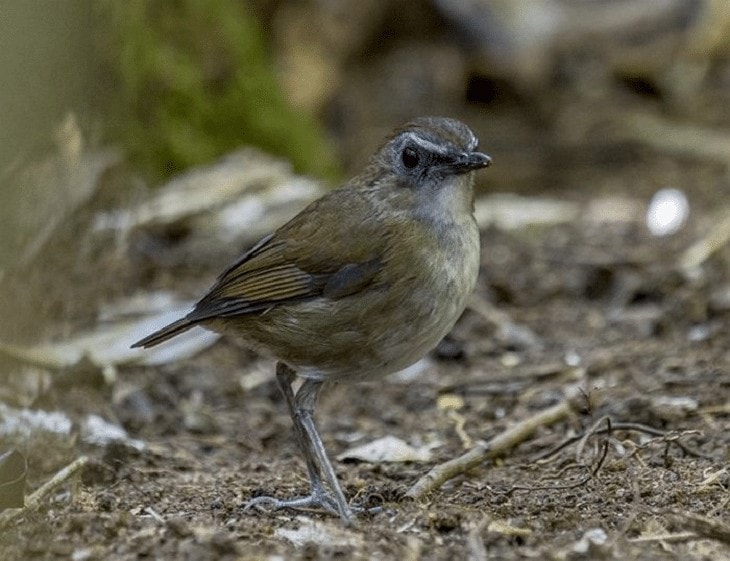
{"left": 646, "top": 188, "right": 689, "bottom": 236}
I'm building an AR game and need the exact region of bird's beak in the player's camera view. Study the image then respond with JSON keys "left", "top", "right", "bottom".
{"left": 460, "top": 151, "right": 492, "bottom": 170}
{"left": 434, "top": 150, "right": 492, "bottom": 176}
{"left": 446, "top": 151, "right": 491, "bottom": 174}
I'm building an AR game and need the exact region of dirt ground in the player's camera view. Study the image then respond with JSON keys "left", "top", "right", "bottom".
{"left": 1, "top": 140, "right": 729, "bottom": 561}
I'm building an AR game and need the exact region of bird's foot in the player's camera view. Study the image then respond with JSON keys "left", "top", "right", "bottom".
{"left": 243, "top": 492, "right": 386, "bottom": 521}
{"left": 243, "top": 487, "right": 353, "bottom": 522}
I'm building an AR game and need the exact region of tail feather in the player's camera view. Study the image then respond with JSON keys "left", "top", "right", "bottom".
{"left": 131, "top": 317, "right": 197, "bottom": 349}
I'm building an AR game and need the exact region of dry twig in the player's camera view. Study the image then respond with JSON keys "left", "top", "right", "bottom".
{"left": 619, "top": 112, "right": 730, "bottom": 164}
{"left": 0, "top": 456, "right": 89, "bottom": 529}
{"left": 680, "top": 207, "right": 730, "bottom": 273}
{"left": 667, "top": 510, "right": 730, "bottom": 545}
{"left": 505, "top": 418, "right": 611, "bottom": 495}
{"left": 628, "top": 532, "right": 700, "bottom": 544}
{"left": 406, "top": 386, "right": 597, "bottom": 499}
{"left": 533, "top": 423, "right": 707, "bottom": 462}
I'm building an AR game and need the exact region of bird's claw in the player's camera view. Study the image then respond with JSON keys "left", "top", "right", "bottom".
{"left": 243, "top": 490, "right": 345, "bottom": 518}
{"left": 242, "top": 491, "right": 387, "bottom": 522}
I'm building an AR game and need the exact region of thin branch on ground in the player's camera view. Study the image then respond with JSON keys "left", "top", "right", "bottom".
{"left": 627, "top": 532, "right": 700, "bottom": 544}
{"left": 406, "top": 386, "right": 598, "bottom": 500}
{"left": 680, "top": 207, "right": 730, "bottom": 273}
{"left": 667, "top": 510, "right": 730, "bottom": 545}
{"left": 533, "top": 423, "right": 707, "bottom": 463}
{"left": 0, "top": 455, "right": 90, "bottom": 529}
{"left": 505, "top": 418, "right": 610, "bottom": 495}
{"left": 575, "top": 415, "right": 611, "bottom": 463}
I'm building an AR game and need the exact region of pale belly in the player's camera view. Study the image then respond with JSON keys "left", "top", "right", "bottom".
{"left": 205, "top": 217, "right": 480, "bottom": 382}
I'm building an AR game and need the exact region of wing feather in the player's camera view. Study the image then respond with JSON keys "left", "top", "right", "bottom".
{"left": 183, "top": 187, "right": 386, "bottom": 323}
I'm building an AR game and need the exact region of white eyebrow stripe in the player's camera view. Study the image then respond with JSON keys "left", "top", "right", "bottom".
{"left": 403, "top": 131, "right": 452, "bottom": 156}
{"left": 467, "top": 131, "right": 478, "bottom": 151}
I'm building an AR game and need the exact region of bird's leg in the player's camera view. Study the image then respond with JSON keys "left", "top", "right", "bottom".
{"left": 295, "top": 378, "right": 354, "bottom": 524}
{"left": 244, "top": 363, "right": 353, "bottom": 524}
{"left": 275, "top": 364, "right": 334, "bottom": 506}
{"left": 245, "top": 363, "right": 331, "bottom": 512}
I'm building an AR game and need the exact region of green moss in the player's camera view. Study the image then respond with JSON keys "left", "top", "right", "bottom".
{"left": 97, "top": 0, "right": 340, "bottom": 181}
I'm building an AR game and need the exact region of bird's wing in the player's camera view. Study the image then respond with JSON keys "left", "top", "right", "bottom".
{"left": 187, "top": 189, "right": 386, "bottom": 321}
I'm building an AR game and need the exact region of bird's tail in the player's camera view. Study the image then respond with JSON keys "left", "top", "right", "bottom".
{"left": 131, "top": 317, "right": 197, "bottom": 349}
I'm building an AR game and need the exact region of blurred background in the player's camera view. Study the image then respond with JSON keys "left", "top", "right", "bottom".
{"left": 2, "top": 1, "right": 728, "bottom": 277}
{"left": 2, "top": 0, "right": 729, "bottom": 282}
{"left": 1, "top": 0, "right": 730, "bottom": 420}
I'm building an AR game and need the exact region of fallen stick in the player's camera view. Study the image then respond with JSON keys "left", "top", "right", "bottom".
{"left": 627, "top": 532, "right": 699, "bottom": 544}
{"left": 618, "top": 112, "right": 730, "bottom": 164}
{"left": 667, "top": 510, "right": 730, "bottom": 545}
{"left": 679, "top": 207, "right": 730, "bottom": 273}
{"left": 406, "top": 386, "right": 597, "bottom": 500}
{"left": 0, "top": 455, "right": 89, "bottom": 529}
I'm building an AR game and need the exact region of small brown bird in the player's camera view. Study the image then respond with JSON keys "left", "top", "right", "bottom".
{"left": 133, "top": 117, "right": 491, "bottom": 524}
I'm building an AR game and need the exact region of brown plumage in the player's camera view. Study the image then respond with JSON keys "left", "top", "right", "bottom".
{"left": 132, "top": 116, "right": 491, "bottom": 524}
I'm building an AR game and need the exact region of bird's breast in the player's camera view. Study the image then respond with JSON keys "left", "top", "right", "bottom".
{"left": 222, "top": 213, "right": 480, "bottom": 382}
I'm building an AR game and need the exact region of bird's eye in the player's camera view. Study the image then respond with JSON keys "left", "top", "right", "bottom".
{"left": 402, "top": 146, "right": 420, "bottom": 169}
